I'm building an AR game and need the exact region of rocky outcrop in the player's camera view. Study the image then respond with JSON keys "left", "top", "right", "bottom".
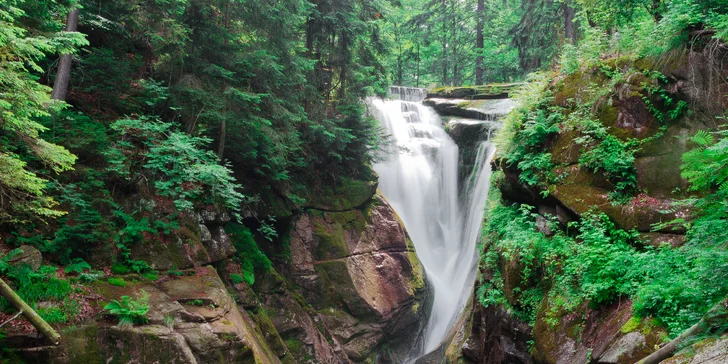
{"left": 276, "top": 193, "right": 427, "bottom": 363}
{"left": 7, "top": 172, "right": 427, "bottom": 364}
{"left": 427, "top": 84, "right": 523, "bottom": 100}
{"left": 424, "top": 98, "right": 515, "bottom": 120}
{"left": 16, "top": 267, "right": 280, "bottom": 364}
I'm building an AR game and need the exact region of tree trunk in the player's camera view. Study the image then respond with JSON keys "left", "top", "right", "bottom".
{"left": 451, "top": 0, "right": 459, "bottom": 86}
{"left": 651, "top": 0, "right": 662, "bottom": 22}
{"left": 475, "top": 0, "right": 484, "bottom": 85}
{"left": 636, "top": 298, "right": 728, "bottom": 364}
{"left": 564, "top": 2, "right": 577, "bottom": 44}
{"left": 416, "top": 43, "right": 421, "bottom": 88}
{"left": 441, "top": 0, "right": 448, "bottom": 86}
{"left": 217, "top": 118, "right": 226, "bottom": 160}
{"left": 51, "top": 9, "right": 80, "bottom": 101}
{"left": 395, "top": 23, "right": 403, "bottom": 85}
{"left": 0, "top": 278, "right": 61, "bottom": 345}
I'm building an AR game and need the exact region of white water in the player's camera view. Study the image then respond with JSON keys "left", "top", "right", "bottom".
{"left": 370, "top": 88, "right": 498, "bottom": 358}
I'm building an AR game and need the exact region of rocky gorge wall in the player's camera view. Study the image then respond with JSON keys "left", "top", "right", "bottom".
{"left": 420, "top": 42, "right": 728, "bottom": 364}
{"left": 6, "top": 175, "right": 427, "bottom": 364}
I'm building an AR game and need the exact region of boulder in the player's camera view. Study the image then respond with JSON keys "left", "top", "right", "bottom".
{"left": 284, "top": 194, "right": 427, "bottom": 362}
{"left": 8, "top": 245, "right": 42, "bottom": 271}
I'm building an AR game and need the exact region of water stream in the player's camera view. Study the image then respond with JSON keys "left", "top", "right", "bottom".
{"left": 369, "top": 88, "right": 499, "bottom": 360}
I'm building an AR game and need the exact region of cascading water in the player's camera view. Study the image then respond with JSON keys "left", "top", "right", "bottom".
{"left": 369, "top": 87, "right": 498, "bottom": 360}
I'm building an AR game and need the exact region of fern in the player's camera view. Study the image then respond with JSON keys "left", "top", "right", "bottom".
{"left": 104, "top": 291, "right": 150, "bottom": 327}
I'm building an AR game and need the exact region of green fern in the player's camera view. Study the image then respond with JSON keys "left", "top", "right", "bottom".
{"left": 104, "top": 291, "right": 150, "bottom": 327}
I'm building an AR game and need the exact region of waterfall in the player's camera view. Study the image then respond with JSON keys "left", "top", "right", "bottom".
{"left": 370, "top": 87, "right": 498, "bottom": 359}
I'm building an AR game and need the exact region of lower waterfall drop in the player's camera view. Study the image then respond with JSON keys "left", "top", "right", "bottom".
{"left": 370, "top": 90, "right": 498, "bottom": 360}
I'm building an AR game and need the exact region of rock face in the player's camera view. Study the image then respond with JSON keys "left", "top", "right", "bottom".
{"left": 275, "top": 193, "right": 427, "bottom": 363}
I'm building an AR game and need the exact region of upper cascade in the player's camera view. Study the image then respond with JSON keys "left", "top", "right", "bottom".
{"left": 389, "top": 86, "right": 428, "bottom": 102}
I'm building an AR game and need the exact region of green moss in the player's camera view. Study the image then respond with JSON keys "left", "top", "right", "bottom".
{"left": 312, "top": 217, "right": 350, "bottom": 260}
{"left": 111, "top": 263, "right": 130, "bottom": 275}
{"left": 61, "top": 324, "right": 103, "bottom": 364}
{"left": 621, "top": 316, "right": 641, "bottom": 334}
{"left": 295, "top": 177, "right": 377, "bottom": 211}
{"left": 108, "top": 277, "right": 127, "bottom": 287}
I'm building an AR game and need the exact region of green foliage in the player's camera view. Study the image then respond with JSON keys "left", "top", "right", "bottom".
{"left": 229, "top": 274, "right": 246, "bottom": 286}
{"left": 104, "top": 291, "right": 150, "bottom": 327}
{"left": 579, "top": 134, "right": 639, "bottom": 199}
{"left": 0, "top": 254, "right": 77, "bottom": 324}
{"left": 111, "top": 263, "right": 131, "bottom": 275}
{"left": 480, "top": 186, "right": 728, "bottom": 336}
{"left": 64, "top": 258, "right": 91, "bottom": 275}
{"left": 106, "top": 117, "right": 248, "bottom": 219}
{"left": 499, "top": 76, "right": 561, "bottom": 190}
{"left": 0, "top": 0, "right": 87, "bottom": 222}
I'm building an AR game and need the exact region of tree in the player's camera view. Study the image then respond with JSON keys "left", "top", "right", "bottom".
{"left": 476, "top": 0, "right": 485, "bottom": 85}
{"left": 51, "top": 9, "right": 79, "bottom": 101}
{"left": 0, "top": 0, "right": 85, "bottom": 222}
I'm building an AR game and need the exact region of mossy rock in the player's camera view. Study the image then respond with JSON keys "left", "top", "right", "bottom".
{"left": 295, "top": 177, "right": 378, "bottom": 212}
{"left": 428, "top": 83, "right": 524, "bottom": 99}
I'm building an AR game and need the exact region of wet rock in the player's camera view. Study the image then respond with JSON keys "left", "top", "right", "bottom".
{"left": 8, "top": 245, "right": 42, "bottom": 271}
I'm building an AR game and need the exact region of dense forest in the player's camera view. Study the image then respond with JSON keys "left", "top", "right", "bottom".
{"left": 1, "top": 0, "right": 728, "bottom": 363}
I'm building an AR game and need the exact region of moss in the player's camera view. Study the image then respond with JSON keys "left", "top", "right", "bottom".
{"left": 621, "top": 316, "right": 641, "bottom": 333}
{"left": 295, "top": 177, "right": 377, "bottom": 211}
{"left": 108, "top": 277, "right": 127, "bottom": 287}
{"left": 312, "top": 217, "right": 350, "bottom": 260}
{"left": 111, "top": 263, "right": 130, "bottom": 275}
{"left": 61, "top": 324, "right": 104, "bottom": 364}
{"left": 407, "top": 250, "right": 426, "bottom": 294}
{"left": 251, "top": 309, "right": 288, "bottom": 357}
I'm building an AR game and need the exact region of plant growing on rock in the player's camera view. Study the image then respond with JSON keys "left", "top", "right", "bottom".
{"left": 104, "top": 291, "right": 150, "bottom": 327}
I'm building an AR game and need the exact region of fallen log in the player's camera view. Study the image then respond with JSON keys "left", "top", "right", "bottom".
{"left": 0, "top": 278, "right": 61, "bottom": 345}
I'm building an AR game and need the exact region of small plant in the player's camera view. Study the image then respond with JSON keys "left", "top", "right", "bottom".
{"left": 104, "top": 291, "right": 150, "bottom": 327}
{"left": 108, "top": 277, "right": 127, "bottom": 287}
{"left": 78, "top": 271, "right": 104, "bottom": 283}
{"left": 111, "top": 263, "right": 130, "bottom": 275}
{"left": 230, "top": 274, "right": 245, "bottom": 285}
{"left": 163, "top": 314, "right": 175, "bottom": 329}
{"left": 188, "top": 299, "right": 203, "bottom": 306}
{"left": 64, "top": 258, "right": 92, "bottom": 275}
{"left": 142, "top": 273, "right": 158, "bottom": 281}
{"left": 167, "top": 268, "right": 184, "bottom": 277}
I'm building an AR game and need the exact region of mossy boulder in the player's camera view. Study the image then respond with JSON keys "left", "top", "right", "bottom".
{"left": 294, "top": 177, "right": 378, "bottom": 212}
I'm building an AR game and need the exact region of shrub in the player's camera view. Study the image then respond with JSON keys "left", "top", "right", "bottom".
{"left": 106, "top": 117, "right": 249, "bottom": 219}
